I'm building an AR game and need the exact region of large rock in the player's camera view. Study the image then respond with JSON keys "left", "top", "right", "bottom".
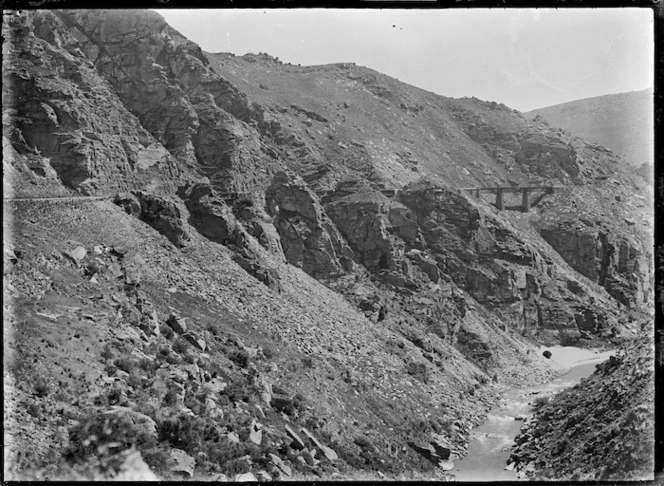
{"left": 266, "top": 171, "right": 354, "bottom": 278}
{"left": 177, "top": 183, "right": 238, "bottom": 245}
{"left": 284, "top": 425, "right": 306, "bottom": 450}
{"left": 169, "top": 449, "right": 195, "bottom": 478}
{"left": 166, "top": 313, "right": 187, "bottom": 334}
{"left": 102, "top": 406, "right": 158, "bottom": 441}
{"left": 114, "top": 191, "right": 189, "bottom": 248}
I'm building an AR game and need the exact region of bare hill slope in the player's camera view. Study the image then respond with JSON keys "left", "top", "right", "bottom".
{"left": 525, "top": 88, "right": 654, "bottom": 167}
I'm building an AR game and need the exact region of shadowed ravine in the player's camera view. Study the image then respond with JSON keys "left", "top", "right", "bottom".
{"left": 452, "top": 348, "right": 616, "bottom": 481}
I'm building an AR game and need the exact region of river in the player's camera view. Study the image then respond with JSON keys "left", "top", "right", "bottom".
{"left": 452, "top": 346, "right": 617, "bottom": 482}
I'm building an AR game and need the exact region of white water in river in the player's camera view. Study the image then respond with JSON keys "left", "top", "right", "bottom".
{"left": 452, "top": 347, "right": 616, "bottom": 482}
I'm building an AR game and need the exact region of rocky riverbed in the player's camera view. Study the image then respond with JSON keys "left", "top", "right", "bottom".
{"left": 452, "top": 347, "right": 616, "bottom": 481}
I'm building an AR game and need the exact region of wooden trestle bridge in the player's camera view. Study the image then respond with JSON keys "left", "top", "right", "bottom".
{"left": 459, "top": 185, "right": 563, "bottom": 212}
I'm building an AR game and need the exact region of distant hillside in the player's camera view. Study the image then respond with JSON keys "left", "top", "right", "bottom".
{"left": 525, "top": 89, "right": 654, "bottom": 167}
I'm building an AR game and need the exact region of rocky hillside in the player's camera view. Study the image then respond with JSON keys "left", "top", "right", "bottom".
{"left": 3, "top": 9, "right": 654, "bottom": 481}
{"left": 509, "top": 323, "right": 655, "bottom": 480}
{"left": 525, "top": 89, "right": 654, "bottom": 170}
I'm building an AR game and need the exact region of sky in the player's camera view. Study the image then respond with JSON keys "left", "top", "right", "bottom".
{"left": 156, "top": 8, "right": 654, "bottom": 112}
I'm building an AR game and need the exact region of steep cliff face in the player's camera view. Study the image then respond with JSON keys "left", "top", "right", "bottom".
{"left": 266, "top": 171, "right": 354, "bottom": 278}
{"left": 3, "top": 9, "right": 653, "bottom": 482}
{"left": 2, "top": 11, "right": 182, "bottom": 196}
{"left": 56, "top": 9, "right": 280, "bottom": 193}
{"left": 535, "top": 185, "right": 654, "bottom": 310}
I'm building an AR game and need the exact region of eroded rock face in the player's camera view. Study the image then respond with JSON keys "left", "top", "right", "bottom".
{"left": 55, "top": 9, "right": 279, "bottom": 194}
{"left": 326, "top": 193, "right": 418, "bottom": 274}
{"left": 176, "top": 182, "right": 283, "bottom": 291}
{"left": 114, "top": 191, "right": 189, "bottom": 247}
{"left": 396, "top": 179, "right": 620, "bottom": 344}
{"left": 266, "top": 171, "right": 354, "bottom": 278}
{"left": 177, "top": 183, "right": 238, "bottom": 245}
{"left": 3, "top": 11, "right": 181, "bottom": 195}
{"left": 540, "top": 222, "right": 652, "bottom": 308}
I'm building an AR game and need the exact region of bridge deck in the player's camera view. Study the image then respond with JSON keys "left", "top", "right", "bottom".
{"left": 459, "top": 185, "right": 564, "bottom": 193}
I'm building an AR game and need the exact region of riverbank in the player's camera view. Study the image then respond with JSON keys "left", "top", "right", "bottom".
{"left": 452, "top": 347, "right": 616, "bottom": 481}
{"left": 510, "top": 332, "right": 654, "bottom": 481}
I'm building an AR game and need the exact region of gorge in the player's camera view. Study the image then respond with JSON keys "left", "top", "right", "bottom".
{"left": 2, "top": 9, "right": 656, "bottom": 481}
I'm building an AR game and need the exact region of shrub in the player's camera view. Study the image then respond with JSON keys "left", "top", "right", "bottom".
{"left": 33, "top": 377, "right": 50, "bottom": 398}
{"left": 141, "top": 447, "right": 170, "bottom": 471}
{"left": 354, "top": 436, "right": 374, "bottom": 451}
{"left": 532, "top": 395, "right": 550, "bottom": 410}
{"left": 160, "top": 325, "right": 174, "bottom": 340}
{"left": 100, "top": 344, "right": 114, "bottom": 361}
{"left": 172, "top": 338, "right": 189, "bottom": 355}
{"left": 158, "top": 414, "right": 224, "bottom": 456}
{"left": 26, "top": 402, "right": 41, "bottom": 418}
{"left": 406, "top": 361, "right": 429, "bottom": 384}
{"left": 162, "top": 389, "right": 179, "bottom": 407}
{"left": 228, "top": 350, "right": 249, "bottom": 368}
{"left": 105, "top": 364, "right": 118, "bottom": 376}
{"left": 224, "top": 378, "right": 257, "bottom": 404}
{"left": 113, "top": 357, "right": 137, "bottom": 374}
{"left": 107, "top": 387, "right": 124, "bottom": 405}
{"left": 65, "top": 410, "right": 156, "bottom": 463}
{"left": 138, "top": 358, "right": 158, "bottom": 376}
{"left": 261, "top": 344, "right": 275, "bottom": 360}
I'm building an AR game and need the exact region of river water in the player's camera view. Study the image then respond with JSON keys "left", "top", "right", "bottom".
{"left": 452, "top": 347, "right": 617, "bottom": 482}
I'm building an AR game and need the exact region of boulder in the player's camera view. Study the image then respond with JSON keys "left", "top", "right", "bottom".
{"left": 138, "top": 309, "right": 160, "bottom": 336}
{"left": 114, "top": 192, "right": 141, "bottom": 218}
{"left": 407, "top": 441, "right": 442, "bottom": 465}
{"left": 234, "top": 472, "right": 258, "bottom": 482}
{"left": 182, "top": 332, "right": 206, "bottom": 351}
{"left": 542, "top": 350, "right": 552, "bottom": 359}
{"left": 269, "top": 453, "right": 292, "bottom": 477}
{"left": 285, "top": 425, "right": 306, "bottom": 450}
{"left": 249, "top": 420, "right": 263, "bottom": 445}
{"left": 64, "top": 246, "right": 87, "bottom": 263}
{"left": 429, "top": 438, "right": 451, "bottom": 460}
{"left": 166, "top": 313, "right": 187, "bottom": 334}
{"left": 177, "top": 183, "right": 238, "bottom": 245}
{"left": 320, "top": 445, "right": 338, "bottom": 462}
{"left": 102, "top": 407, "right": 158, "bottom": 441}
{"left": 114, "top": 191, "right": 189, "bottom": 248}
{"left": 112, "top": 450, "right": 160, "bottom": 481}
{"left": 301, "top": 427, "right": 324, "bottom": 450}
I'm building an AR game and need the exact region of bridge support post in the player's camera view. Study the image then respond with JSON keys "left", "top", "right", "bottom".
{"left": 475, "top": 189, "right": 480, "bottom": 198}
{"left": 495, "top": 189, "right": 504, "bottom": 210}
{"left": 521, "top": 188, "right": 531, "bottom": 212}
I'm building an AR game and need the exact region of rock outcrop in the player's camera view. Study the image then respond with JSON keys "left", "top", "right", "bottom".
{"left": 539, "top": 221, "right": 651, "bottom": 308}
{"left": 56, "top": 9, "right": 280, "bottom": 194}
{"left": 3, "top": 11, "right": 182, "bottom": 196}
{"left": 266, "top": 171, "right": 354, "bottom": 278}
{"left": 114, "top": 191, "right": 189, "bottom": 248}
